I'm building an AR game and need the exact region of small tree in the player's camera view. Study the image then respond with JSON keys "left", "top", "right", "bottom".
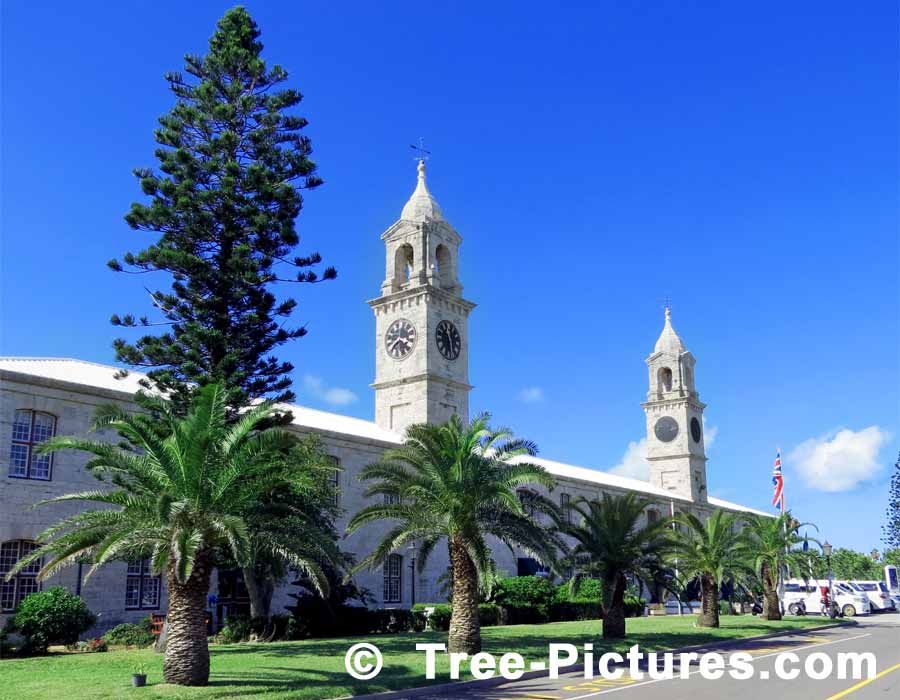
{"left": 110, "top": 7, "right": 334, "bottom": 413}
{"left": 742, "top": 512, "right": 817, "bottom": 620}
{"left": 560, "top": 493, "right": 671, "bottom": 638}
{"left": 8, "top": 587, "right": 95, "bottom": 655}
{"left": 668, "top": 510, "right": 746, "bottom": 628}
{"left": 347, "top": 414, "right": 562, "bottom": 654}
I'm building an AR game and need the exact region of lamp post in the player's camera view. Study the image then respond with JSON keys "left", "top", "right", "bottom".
{"left": 823, "top": 541, "right": 833, "bottom": 615}
{"left": 408, "top": 542, "right": 417, "bottom": 608}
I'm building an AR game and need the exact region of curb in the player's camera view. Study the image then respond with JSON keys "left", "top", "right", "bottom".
{"left": 349, "top": 620, "right": 851, "bottom": 700}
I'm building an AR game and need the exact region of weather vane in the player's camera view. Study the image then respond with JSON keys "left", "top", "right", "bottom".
{"left": 410, "top": 137, "right": 431, "bottom": 162}
{"left": 660, "top": 294, "right": 673, "bottom": 312}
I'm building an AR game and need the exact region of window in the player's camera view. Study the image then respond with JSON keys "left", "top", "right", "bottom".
{"left": 125, "top": 558, "right": 160, "bottom": 610}
{"left": 0, "top": 541, "right": 41, "bottom": 612}
{"left": 384, "top": 553, "right": 402, "bottom": 603}
{"left": 647, "top": 509, "right": 660, "bottom": 524}
{"left": 560, "top": 493, "right": 572, "bottom": 524}
{"left": 518, "top": 489, "right": 537, "bottom": 517}
{"left": 9, "top": 410, "right": 56, "bottom": 480}
{"left": 517, "top": 557, "right": 550, "bottom": 577}
{"left": 326, "top": 456, "right": 341, "bottom": 506}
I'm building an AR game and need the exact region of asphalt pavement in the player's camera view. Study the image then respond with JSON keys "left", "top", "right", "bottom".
{"left": 380, "top": 614, "right": 900, "bottom": 700}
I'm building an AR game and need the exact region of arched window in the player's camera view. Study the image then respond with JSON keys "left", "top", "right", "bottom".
{"left": 0, "top": 540, "right": 42, "bottom": 612}
{"left": 435, "top": 244, "right": 452, "bottom": 287}
{"left": 394, "top": 244, "right": 414, "bottom": 285}
{"left": 657, "top": 367, "right": 673, "bottom": 393}
{"left": 384, "top": 554, "right": 402, "bottom": 603}
{"left": 9, "top": 410, "right": 56, "bottom": 480}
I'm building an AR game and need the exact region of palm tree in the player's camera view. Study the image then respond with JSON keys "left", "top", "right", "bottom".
{"left": 560, "top": 493, "right": 671, "bottom": 639}
{"left": 741, "top": 512, "right": 816, "bottom": 620}
{"left": 5, "top": 384, "right": 334, "bottom": 686}
{"left": 668, "top": 509, "right": 747, "bottom": 628}
{"left": 346, "top": 414, "right": 562, "bottom": 654}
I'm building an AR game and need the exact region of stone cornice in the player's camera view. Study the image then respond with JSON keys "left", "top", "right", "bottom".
{"left": 368, "top": 286, "right": 476, "bottom": 315}
{"left": 370, "top": 373, "right": 473, "bottom": 392}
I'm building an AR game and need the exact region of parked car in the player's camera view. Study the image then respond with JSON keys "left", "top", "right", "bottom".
{"left": 840, "top": 580, "right": 897, "bottom": 612}
{"left": 783, "top": 579, "right": 870, "bottom": 617}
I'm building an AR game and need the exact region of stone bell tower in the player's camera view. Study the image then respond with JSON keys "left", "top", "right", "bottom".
{"left": 642, "top": 307, "right": 708, "bottom": 502}
{"left": 368, "top": 160, "right": 475, "bottom": 435}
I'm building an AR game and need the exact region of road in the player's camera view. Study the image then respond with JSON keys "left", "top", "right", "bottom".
{"left": 399, "top": 615, "right": 900, "bottom": 700}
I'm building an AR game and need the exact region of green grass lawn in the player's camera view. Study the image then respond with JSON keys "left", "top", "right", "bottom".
{"left": 1, "top": 616, "right": 842, "bottom": 700}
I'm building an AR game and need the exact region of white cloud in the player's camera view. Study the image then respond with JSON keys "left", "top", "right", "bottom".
{"left": 789, "top": 426, "right": 891, "bottom": 492}
{"left": 302, "top": 375, "right": 358, "bottom": 407}
{"left": 703, "top": 417, "right": 718, "bottom": 449}
{"left": 608, "top": 419, "right": 717, "bottom": 482}
{"left": 609, "top": 438, "right": 650, "bottom": 481}
{"left": 518, "top": 387, "right": 544, "bottom": 404}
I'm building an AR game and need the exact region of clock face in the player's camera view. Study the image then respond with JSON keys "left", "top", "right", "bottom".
{"left": 654, "top": 416, "right": 679, "bottom": 443}
{"left": 690, "top": 417, "right": 702, "bottom": 443}
{"left": 435, "top": 320, "right": 461, "bottom": 360}
{"left": 384, "top": 319, "right": 417, "bottom": 360}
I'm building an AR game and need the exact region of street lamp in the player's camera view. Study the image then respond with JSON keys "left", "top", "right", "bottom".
{"left": 823, "top": 541, "right": 834, "bottom": 615}
{"left": 408, "top": 542, "right": 417, "bottom": 607}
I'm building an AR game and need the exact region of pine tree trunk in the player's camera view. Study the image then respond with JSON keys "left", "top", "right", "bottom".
{"left": 698, "top": 573, "right": 720, "bottom": 628}
{"left": 601, "top": 572, "right": 627, "bottom": 639}
{"left": 163, "top": 552, "right": 213, "bottom": 686}
{"left": 761, "top": 562, "right": 782, "bottom": 620}
{"left": 243, "top": 565, "right": 274, "bottom": 621}
{"left": 447, "top": 537, "right": 481, "bottom": 654}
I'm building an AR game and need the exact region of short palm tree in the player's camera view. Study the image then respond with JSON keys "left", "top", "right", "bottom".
{"left": 5, "top": 384, "right": 332, "bottom": 686}
{"left": 347, "top": 414, "right": 562, "bottom": 654}
{"left": 741, "top": 512, "right": 816, "bottom": 620}
{"left": 559, "top": 493, "right": 671, "bottom": 639}
{"left": 668, "top": 509, "right": 747, "bottom": 628}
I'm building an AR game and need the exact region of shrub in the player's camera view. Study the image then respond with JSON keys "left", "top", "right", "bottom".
{"left": 623, "top": 593, "right": 646, "bottom": 617}
{"left": 219, "top": 615, "right": 254, "bottom": 643}
{"left": 412, "top": 603, "right": 452, "bottom": 631}
{"left": 549, "top": 601, "right": 603, "bottom": 621}
{"left": 102, "top": 617, "right": 155, "bottom": 647}
{"left": 8, "top": 587, "right": 95, "bottom": 655}
{"left": 555, "top": 578, "right": 603, "bottom": 603}
{"left": 493, "top": 577, "right": 555, "bottom": 621}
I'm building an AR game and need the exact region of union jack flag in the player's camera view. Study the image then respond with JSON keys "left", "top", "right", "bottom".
{"left": 771, "top": 451, "right": 784, "bottom": 510}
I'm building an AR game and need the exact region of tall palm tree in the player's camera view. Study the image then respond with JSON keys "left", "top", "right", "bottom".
{"left": 741, "top": 512, "right": 816, "bottom": 620}
{"left": 346, "top": 414, "right": 562, "bottom": 654}
{"left": 5, "top": 384, "right": 334, "bottom": 686}
{"left": 668, "top": 509, "right": 747, "bottom": 628}
{"left": 560, "top": 493, "right": 671, "bottom": 639}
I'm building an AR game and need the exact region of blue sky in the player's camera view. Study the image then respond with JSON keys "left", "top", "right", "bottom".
{"left": 2, "top": 1, "right": 897, "bottom": 551}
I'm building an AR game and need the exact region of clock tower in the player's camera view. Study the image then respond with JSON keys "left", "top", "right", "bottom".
{"left": 642, "top": 308, "right": 708, "bottom": 502}
{"left": 369, "top": 160, "right": 475, "bottom": 434}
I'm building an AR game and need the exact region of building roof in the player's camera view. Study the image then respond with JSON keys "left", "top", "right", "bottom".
{"left": 0, "top": 357, "right": 402, "bottom": 445}
{"left": 400, "top": 160, "right": 445, "bottom": 223}
{"left": 654, "top": 307, "right": 686, "bottom": 355}
{"left": 1, "top": 356, "right": 770, "bottom": 516}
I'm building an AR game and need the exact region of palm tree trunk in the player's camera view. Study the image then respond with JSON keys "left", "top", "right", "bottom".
{"left": 601, "top": 572, "right": 627, "bottom": 639}
{"left": 761, "top": 562, "right": 782, "bottom": 621}
{"left": 698, "top": 574, "right": 720, "bottom": 628}
{"left": 448, "top": 537, "right": 481, "bottom": 654}
{"left": 243, "top": 564, "right": 274, "bottom": 621}
{"left": 164, "top": 552, "right": 213, "bottom": 686}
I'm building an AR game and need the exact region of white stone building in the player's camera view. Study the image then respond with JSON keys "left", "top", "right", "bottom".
{"left": 0, "top": 161, "right": 767, "bottom": 633}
